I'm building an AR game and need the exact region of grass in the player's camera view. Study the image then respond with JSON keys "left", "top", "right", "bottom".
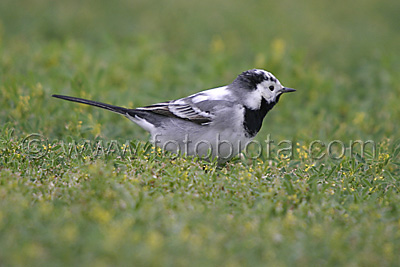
{"left": 1, "top": 0, "right": 400, "bottom": 265}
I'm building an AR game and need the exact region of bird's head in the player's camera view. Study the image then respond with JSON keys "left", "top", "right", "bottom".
{"left": 231, "top": 69, "right": 296, "bottom": 110}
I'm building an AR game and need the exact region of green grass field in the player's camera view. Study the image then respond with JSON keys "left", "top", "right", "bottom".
{"left": 1, "top": 0, "right": 400, "bottom": 265}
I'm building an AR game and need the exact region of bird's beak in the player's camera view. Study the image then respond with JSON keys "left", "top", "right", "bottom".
{"left": 281, "top": 87, "right": 296, "bottom": 93}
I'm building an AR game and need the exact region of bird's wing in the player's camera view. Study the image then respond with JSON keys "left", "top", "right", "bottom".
{"left": 133, "top": 86, "right": 234, "bottom": 125}
{"left": 134, "top": 99, "right": 214, "bottom": 124}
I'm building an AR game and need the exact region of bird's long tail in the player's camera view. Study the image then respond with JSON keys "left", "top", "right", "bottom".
{"left": 52, "top": 95, "right": 129, "bottom": 115}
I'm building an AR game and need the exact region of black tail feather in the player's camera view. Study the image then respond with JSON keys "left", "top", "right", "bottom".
{"left": 52, "top": 95, "right": 129, "bottom": 115}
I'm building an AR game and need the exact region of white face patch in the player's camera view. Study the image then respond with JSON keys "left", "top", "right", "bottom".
{"left": 243, "top": 86, "right": 263, "bottom": 109}
{"left": 260, "top": 79, "right": 283, "bottom": 103}
{"left": 243, "top": 79, "right": 284, "bottom": 109}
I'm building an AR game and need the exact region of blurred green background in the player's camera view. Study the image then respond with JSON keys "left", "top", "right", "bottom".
{"left": 1, "top": 0, "right": 399, "bottom": 143}
{"left": 1, "top": 0, "right": 400, "bottom": 266}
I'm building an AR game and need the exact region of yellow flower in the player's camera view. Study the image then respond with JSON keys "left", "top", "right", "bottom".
{"left": 210, "top": 35, "right": 225, "bottom": 53}
{"left": 60, "top": 224, "right": 78, "bottom": 243}
{"left": 271, "top": 38, "right": 286, "bottom": 61}
{"left": 304, "top": 163, "right": 315, "bottom": 172}
{"left": 353, "top": 112, "right": 365, "bottom": 124}
{"left": 146, "top": 231, "right": 164, "bottom": 249}
{"left": 90, "top": 206, "right": 112, "bottom": 224}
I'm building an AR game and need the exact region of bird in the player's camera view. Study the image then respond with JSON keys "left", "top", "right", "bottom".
{"left": 53, "top": 69, "right": 295, "bottom": 162}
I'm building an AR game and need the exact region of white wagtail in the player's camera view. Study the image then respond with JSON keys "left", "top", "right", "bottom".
{"left": 53, "top": 69, "right": 295, "bottom": 162}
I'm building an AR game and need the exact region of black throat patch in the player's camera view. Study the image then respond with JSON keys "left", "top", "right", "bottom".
{"left": 243, "top": 96, "right": 280, "bottom": 137}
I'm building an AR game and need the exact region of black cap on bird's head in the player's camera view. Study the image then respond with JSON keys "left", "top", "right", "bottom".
{"left": 234, "top": 69, "right": 273, "bottom": 90}
{"left": 233, "top": 69, "right": 295, "bottom": 93}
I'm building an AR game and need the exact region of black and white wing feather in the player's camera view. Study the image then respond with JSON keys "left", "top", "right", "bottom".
{"left": 134, "top": 86, "right": 233, "bottom": 125}
{"left": 135, "top": 99, "right": 214, "bottom": 124}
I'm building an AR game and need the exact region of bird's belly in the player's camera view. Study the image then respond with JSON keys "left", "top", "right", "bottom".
{"left": 151, "top": 129, "right": 252, "bottom": 161}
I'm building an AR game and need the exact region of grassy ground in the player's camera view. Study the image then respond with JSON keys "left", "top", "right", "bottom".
{"left": 1, "top": 0, "right": 400, "bottom": 265}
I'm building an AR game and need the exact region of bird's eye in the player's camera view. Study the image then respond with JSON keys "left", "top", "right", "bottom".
{"left": 269, "top": 85, "right": 274, "bottom": 91}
